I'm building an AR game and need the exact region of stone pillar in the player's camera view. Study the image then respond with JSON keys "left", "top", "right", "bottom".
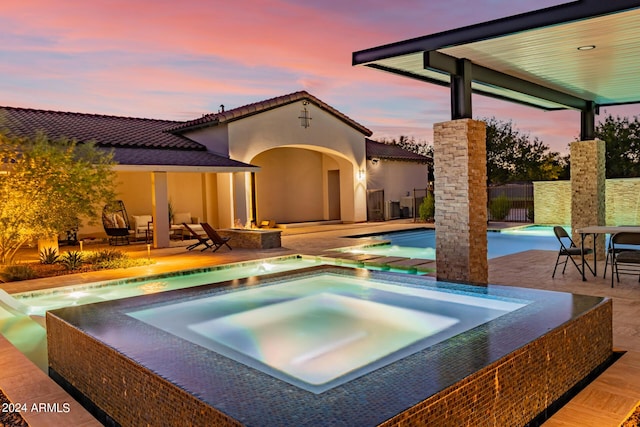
{"left": 433, "top": 119, "right": 488, "bottom": 285}
{"left": 571, "top": 140, "right": 606, "bottom": 258}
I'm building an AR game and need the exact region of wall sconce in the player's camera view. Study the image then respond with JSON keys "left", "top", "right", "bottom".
{"left": 371, "top": 158, "right": 379, "bottom": 165}
{"left": 298, "top": 100, "right": 312, "bottom": 128}
{"left": 357, "top": 169, "right": 366, "bottom": 181}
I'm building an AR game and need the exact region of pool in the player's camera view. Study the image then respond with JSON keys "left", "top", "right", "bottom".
{"left": 127, "top": 273, "right": 527, "bottom": 394}
{"left": 0, "top": 255, "right": 326, "bottom": 370}
{"left": 47, "top": 265, "right": 613, "bottom": 426}
{"left": 344, "top": 226, "right": 564, "bottom": 259}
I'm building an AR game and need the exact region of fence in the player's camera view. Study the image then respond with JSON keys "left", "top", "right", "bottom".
{"left": 487, "top": 182, "right": 534, "bottom": 223}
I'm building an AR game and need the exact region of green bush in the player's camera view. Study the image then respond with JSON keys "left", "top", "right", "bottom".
{"left": 39, "top": 247, "right": 60, "bottom": 264}
{"left": 0, "top": 264, "right": 37, "bottom": 282}
{"left": 85, "top": 249, "right": 127, "bottom": 264}
{"left": 419, "top": 193, "right": 435, "bottom": 221}
{"left": 85, "top": 249, "right": 153, "bottom": 270}
{"left": 489, "top": 194, "right": 511, "bottom": 221}
{"left": 60, "top": 251, "right": 84, "bottom": 271}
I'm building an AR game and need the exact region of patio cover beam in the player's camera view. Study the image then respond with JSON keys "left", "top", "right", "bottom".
{"left": 352, "top": 0, "right": 640, "bottom": 66}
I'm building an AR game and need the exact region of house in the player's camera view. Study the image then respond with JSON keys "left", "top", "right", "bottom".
{"left": 365, "top": 139, "right": 432, "bottom": 221}
{"left": 0, "top": 91, "right": 430, "bottom": 247}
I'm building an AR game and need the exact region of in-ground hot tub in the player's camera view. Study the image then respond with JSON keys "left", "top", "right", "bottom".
{"left": 47, "top": 266, "right": 612, "bottom": 426}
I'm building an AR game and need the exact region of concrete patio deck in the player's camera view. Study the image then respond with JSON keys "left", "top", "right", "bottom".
{"left": 1, "top": 220, "right": 639, "bottom": 426}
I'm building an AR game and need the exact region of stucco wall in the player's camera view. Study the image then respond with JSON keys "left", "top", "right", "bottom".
{"left": 534, "top": 177, "right": 640, "bottom": 225}
{"left": 228, "top": 100, "right": 367, "bottom": 223}
{"left": 253, "top": 148, "right": 325, "bottom": 223}
{"left": 366, "top": 159, "right": 428, "bottom": 202}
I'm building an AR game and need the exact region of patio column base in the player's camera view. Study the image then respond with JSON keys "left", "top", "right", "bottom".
{"left": 433, "top": 119, "right": 488, "bottom": 285}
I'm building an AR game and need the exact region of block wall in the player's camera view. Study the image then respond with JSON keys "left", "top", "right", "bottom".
{"left": 433, "top": 119, "right": 487, "bottom": 285}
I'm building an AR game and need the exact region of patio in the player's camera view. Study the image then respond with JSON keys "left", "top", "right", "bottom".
{"left": 0, "top": 220, "right": 639, "bottom": 425}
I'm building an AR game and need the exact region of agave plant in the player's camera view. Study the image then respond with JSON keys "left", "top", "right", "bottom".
{"left": 60, "top": 250, "right": 84, "bottom": 271}
{"left": 39, "top": 247, "right": 60, "bottom": 265}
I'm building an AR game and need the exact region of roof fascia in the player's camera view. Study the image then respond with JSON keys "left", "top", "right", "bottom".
{"left": 112, "top": 164, "right": 260, "bottom": 173}
{"left": 353, "top": 0, "right": 640, "bottom": 65}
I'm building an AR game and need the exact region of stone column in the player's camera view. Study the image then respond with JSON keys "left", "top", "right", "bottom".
{"left": 571, "top": 140, "right": 606, "bottom": 258}
{"left": 433, "top": 119, "right": 488, "bottom": 285}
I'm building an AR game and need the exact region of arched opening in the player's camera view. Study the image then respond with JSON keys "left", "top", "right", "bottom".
{"left": 251, "top": 146, "right": 354, "bottom": 224}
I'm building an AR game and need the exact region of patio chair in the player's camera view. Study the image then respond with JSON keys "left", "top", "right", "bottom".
{"left": 182, "top": 223, "right": 213, "bottom": 251}
{"left": 603, "top": 225, "right": 639, "bottom": 278}
{"left": 552, "top": 226, "right": 594, "bottom": 278}
{"left": 610, "top": 232, "right": 640, "bottom": 288}
{"left": 200, "top": 223, "right": 232, "bottom": 252}
{"left": 102, "top": 200, "right": 132, "bottom": 246}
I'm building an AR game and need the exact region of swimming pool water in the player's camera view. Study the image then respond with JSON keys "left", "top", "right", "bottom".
{"left": 348, "top": 226, "right": 564, "bottom": 259}
{"left": 128, "top": 273, "right": 527, "bottom": 393}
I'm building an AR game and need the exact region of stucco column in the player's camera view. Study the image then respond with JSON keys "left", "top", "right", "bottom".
{"left": 151, "top": 171, "right": 170, "bottom": 248}
{"left": 571, "top": 140, "right": 606, "bottom": 258}
{"left": 217, "top": 173, "right": 234, "bottom": 228}
{"left": 433, "top": 119, "right": 488, "bottom": 285}
{"left": 233, "top": 172, "right": 252, "bottom": 227}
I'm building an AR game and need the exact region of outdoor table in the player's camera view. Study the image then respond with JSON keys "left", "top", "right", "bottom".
{"left": 576, "top": 225, "right": 640, "bottom": 281}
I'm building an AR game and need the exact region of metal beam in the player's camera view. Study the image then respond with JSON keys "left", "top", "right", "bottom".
{"left": 366, "top": 62, "right": 567, "bottom": 111}
{"left": 353, "top": 0, "right": 640, "bottom": 65}
{"left": 451, "top": 59, "right": 472, "bottom": 119}
{"left": 425, "top": 51, "right": 588, "bottom": 111}
{"left": 580, "top": 101, "right": 598, "bottom": 140}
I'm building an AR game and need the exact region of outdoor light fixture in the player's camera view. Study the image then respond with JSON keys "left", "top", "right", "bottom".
{"left": 357, "top": 169, "right": 366, "bottom": 181}
{"left": 577, "top": 45, "right": 596, "bottom": 51}
{"left": 299, "top": 100, "right": 312, "bottom": 128}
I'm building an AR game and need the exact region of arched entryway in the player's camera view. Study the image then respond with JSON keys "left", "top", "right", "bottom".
{"left": 251, "top": 146, "right": 356, "bottom": 224}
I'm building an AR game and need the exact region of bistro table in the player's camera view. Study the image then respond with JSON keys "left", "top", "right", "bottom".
{"left": 576, "top": 225, "right": 640, "bottom": 281}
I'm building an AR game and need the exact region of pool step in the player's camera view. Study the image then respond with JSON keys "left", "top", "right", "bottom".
{"left": 387, "top": 258, "right": 436, "bottom": 272}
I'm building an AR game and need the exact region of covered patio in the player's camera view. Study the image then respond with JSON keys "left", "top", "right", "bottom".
{"left": 353, "top": 0, "right": 640, "bottom": 284}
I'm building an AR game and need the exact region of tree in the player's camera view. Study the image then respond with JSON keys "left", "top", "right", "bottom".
{"left": 376, "top": 135, "right": 433, "bottom": 157}
{"left": 595, "top": 114, "right": 640, "bottom": 178}
{"left": 0, "top": 131, "right": 116, "bottom": 264}
{"left": 484, "top": 117, "right": 564, "bottom": 184}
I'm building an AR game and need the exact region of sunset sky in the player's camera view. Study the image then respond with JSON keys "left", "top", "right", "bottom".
{"left": 1, "top": 0, "right": 638, "bottom": 154}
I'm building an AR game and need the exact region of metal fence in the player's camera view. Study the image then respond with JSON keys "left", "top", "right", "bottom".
{"left": 487, "top": 182, "right": 534, "bottom": 223}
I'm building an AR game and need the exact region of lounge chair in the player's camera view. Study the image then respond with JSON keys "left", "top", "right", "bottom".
{"left": 610, "top": 232, "right": 640, "bottom": 288}
{"left": 552, "top": 226, "right": 594, "bottom": 278}
{"left": 200, "top": 223, "right": 232, "bottom": 252}
{"left": 182, "top": 223, "right": 213, "bottom": 251}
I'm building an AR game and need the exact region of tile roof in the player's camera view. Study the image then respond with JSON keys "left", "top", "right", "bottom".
{"left": 0, "top": 106, "right": 203, "bottom": 150}
{"left": 366, "top": 139, "right": 432, "bottom": 163}
{"left": 111, "top": 148, "right": 257, "bottom": 169}
{"left": 166, "top": 91, "right": 373, "bottom": 136}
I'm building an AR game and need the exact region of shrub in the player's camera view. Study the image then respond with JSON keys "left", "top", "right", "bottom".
{"left": 419, "top": 193, "right": 435, "bottom": 221}
{"left": 489, "top": 194, "right": 511, "bottom": 221}
{"left": 85, "top": 249, "right": 127, "bottom": 264}
{"left": 39, "top": 247, "right": 60, "bottom": 264}
{"left": 85, "top": 249, "right": 153, "bottom": 270}
{"left": 0, "top": 264, "right": 37, "bottom": 282}
{"left": 60, "top": 251, "right": 84, "bottom": 271}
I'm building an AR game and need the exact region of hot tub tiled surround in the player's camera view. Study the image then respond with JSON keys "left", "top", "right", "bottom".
{"left": 47, "top": 266, "right": 612, "bottom": 426}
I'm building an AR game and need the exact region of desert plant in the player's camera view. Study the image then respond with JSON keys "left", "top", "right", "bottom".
{"left": 39, "top": 247, "right": 60, "bottom": 264}
{"left": 0, "top": 264, "right": 37, "bottom": 282}
{"left": 85, "top": 248, "right": 127, "bottom": 264}
{"left": 489, "top": 194, "right": 511, "bottom": 221}
{"left": 419, "top": 193, "right": 435, "bottom": 221}
{"left": 60, "top": 250, "right": 84, "bottom": 271}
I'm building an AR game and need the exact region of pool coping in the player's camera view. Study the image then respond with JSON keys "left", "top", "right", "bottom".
{"left": 47, "top": 265, "right": 612, "bottom": 426}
